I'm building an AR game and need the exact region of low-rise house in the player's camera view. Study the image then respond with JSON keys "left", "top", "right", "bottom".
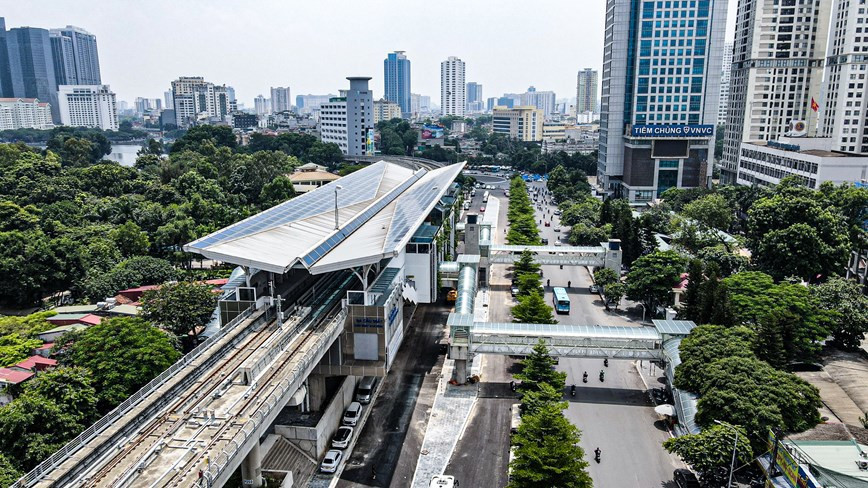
{"left": 37, "top": 324, "right": 88, "bottom": 342}
{"left": 10, "top": 355, "right": 56, "bottom": 372}
{"left": 0, "top": 368, "right": 34, "bottom": 405}
{"left": 45, "top": 313, "right": 102, "bottom": 327}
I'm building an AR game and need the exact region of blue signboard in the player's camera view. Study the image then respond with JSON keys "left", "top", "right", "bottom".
{"left": 631, "top": 124, "right": 714, "bottom": 138}
{"left": 387, "top": 306, "right": 399, "bottom": 327}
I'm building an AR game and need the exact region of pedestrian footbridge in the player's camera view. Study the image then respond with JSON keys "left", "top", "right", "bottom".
{"left": 487, "top": 243, "right": 615, "bottom": 267}
{"left": 462, "top": 320, "right": 696, "bottom": 360}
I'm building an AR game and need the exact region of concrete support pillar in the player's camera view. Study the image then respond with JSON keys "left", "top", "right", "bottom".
{"left": 307, "top": 374, "right": 328, "bottom": 411}
{"left": 241, "top": 441, "right": 263, "bottom": 488}
{"left": 452, "top": 359, "right": 467, "bottom": 384}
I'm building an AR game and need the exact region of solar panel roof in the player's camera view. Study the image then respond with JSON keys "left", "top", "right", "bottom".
{"left": 652, "top": 320, "right": 696, "bottom": 336}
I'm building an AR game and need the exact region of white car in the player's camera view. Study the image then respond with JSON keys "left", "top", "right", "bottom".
{"left": 342, "top": 402, "right": 362, "bottom": 426}
{"left": 554, "top": 240, "right": 562, "bottom": 247}
{"left": 331, "top": 426, "right": 354, "bottom": 449}
{"left": 320, "top": 449, "right": 343, "bottom": 473}
{"left": 553, "top": 227, "right": 561, "bottom": 233}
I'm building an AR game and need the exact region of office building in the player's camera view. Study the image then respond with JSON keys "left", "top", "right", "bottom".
{"left": 0, "top": 97, "right": 53, "bottom": 129}
{"left": 520, "top": 86, "right": 557, "bottom": 119}
{"left": 3, "top": 23, "right": 58, "bottom": 121}
{"left": 717, "top": 42, "right": 732, "bottom": 126}
{"left": 721, "top": 0, "right": 831, "bottom": 183}
{"left": 58, "top": 84, "right": 117, "bottom": 131}
{"left": 254, "top": 94, "right": 269, "bottom": 116}
{"left": 440, "top": 56, "right": 465, "bottom": 116}
{"left": 496, "top": 96, "right": 515, "bottom": 109}
{"left": 296, "top": 94, "right": 334, "bottom": 114}
{"left": 492, "top": 106, "right": 543, "bottom": 142}
{"left": 738, "top": 138, "right": 868, "bottom": 189}
{"left": 576, "top": 68, "right": 598, "bottom": 114}
{"left": 134, "top": 97, "right": 161, "bottom": 114}
{"left": 466, "top": 82, "right": 483, "bottom": 113}
{"left": 598, "top": 0, "right": 727, "bottom": 202}
{"left": 486, "top": 97, "right": 498, "bottom": 112}
{"left": 319, "top": 77, "right": 373, "bottom": 156}
{"left": 374, "top": 98, "right": 402, "bottom": 123}
{"left": 0, "top": 19, "right": 13, "bottom": 98}
{"left": 163, "top": 90, "right": 174, "bottom": 110}
{"left": 171, "top": 76, "right": 230, "bottom": 127}
{"left": 271, "top": 86, "right": 291, "bottom": 112}
{"left": 49, "top": 25, "right": 100, "bottom": 86}
{"left": 410, "top": 93, "right": 430, "bottom": 116}
{"left": 384, "top": 51, "right": 411, "bottom": 116}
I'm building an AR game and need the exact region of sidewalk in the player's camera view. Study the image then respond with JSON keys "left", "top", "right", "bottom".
{"left": 408, "top": 356, "right": 480, "bottom": 488}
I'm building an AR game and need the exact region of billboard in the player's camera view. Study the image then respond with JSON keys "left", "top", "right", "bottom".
{"left": 421, "top": 124, "right": 445, "bottom": 140}
{"left": 631, "top": 124, "right": 714, "bottom": 138}
{"left": 366, "top": 128, "right": 375, "bottom": 154}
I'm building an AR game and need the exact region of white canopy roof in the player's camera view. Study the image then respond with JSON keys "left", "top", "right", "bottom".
{"left": 184, "top": 161, "right": 465, "bottom": 274}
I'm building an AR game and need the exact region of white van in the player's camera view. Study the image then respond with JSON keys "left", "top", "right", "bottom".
{"left": 356, "top": 376, "right": 377, "bottom": 404}
{"left": 430, "top": 475, "right": 458, "bottom": 487}
{"left": 342, "top": 402, "right": 362, "bottom": 426}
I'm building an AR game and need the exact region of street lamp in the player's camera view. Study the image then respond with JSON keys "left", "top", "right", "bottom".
{"left": 334, "top": 185, "right": 343, "bottom": 230}
{"left": 714, "top": 419, "right": 739, "bottom": 488}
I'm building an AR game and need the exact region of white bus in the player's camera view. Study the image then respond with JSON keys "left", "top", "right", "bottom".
{"left": 482, "top": 191, "right": 490, "bottom": 203}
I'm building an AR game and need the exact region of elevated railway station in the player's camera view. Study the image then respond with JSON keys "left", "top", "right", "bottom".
{"left": 17, "top": 159, "right": 465, "bottom": 488}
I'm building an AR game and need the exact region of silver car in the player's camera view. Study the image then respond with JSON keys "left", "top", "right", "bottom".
{"left": 320, "top": 449, "right": 343, "bottom": 473}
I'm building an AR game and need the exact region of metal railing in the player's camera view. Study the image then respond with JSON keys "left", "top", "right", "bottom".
{"left": 12, "top": 305, "right": 255, "bottom": 488}
{"left": 200, "top": 308, "right": 348, "bottom": 486}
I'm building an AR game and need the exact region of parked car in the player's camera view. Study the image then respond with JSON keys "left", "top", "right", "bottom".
{"left": 430, "top": 475, "right": 459, "bottom": 487}
{"left": 541, "top": 237, "right": 549, "bottom": 245}
{"left": 342, "top": 402, "right": 362, "bottom": 426}
{"left": 356, "top": 376, "right": 377, "bottom": 404}
{"left": 553, "top": 226, "right": 561, "bottom": 232}
{"left": 589, "top": 284, "right": 599, "bottom": 293}
{"left": 673, "top": 469, "right": 700, "bottom": 488}
{"left": 511, "top": 283, "right": 520, "bottom": 297}
{"left": 320, "top": 449, "right": 343, "bottom": 473}
{"left": 554, "top": 210, "right": 562, "bottom": 216}
{"left": 331, "top": 426, "right": 354, "bottom": 449}
{"left": 554, "top": 240, "right": 562, "bottom": 246}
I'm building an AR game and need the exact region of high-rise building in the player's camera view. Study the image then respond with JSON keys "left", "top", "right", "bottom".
{"left": 270, "top": 86, "right": 291, "bottom": 112}
{"left": 598, "top": 0, "right": 727, "bottom": 202}
{"left": 466, "top": 82, "right": 483, "bottom": 113}
{"left": 410, "top": 93, "right": 430, "bottom": 116}
{"left": 4, "top": 24, "right": 58, "bottom": 121}
{"left": 134, "top": 97, "right": 161, "bottom": 114}
{"left": 440, "top": 56, "right": 465, "bottom": 116}
{"left": 58, "top": 84, "right": 117, "bottom": 130}
{"left": 0, "top": 97, "right": 53, "bottom": 129}
{"left": 171, "top": 76, "right": 230, "bottom": 127}
{"left": 384, "top": 51, "right": 411, "bottom": 117}
{"left": 717, "top": 42, "right": 732, "bottom": 126}
{"left": 49, "top": 25, "right": 100, "bottom": 86}
{"left": 492, "top": 106, "right": 543, "bottom": 142}
{"left": 721, "top": 0, "right": 831, "bottom": 183}
{"left": 254, "top": 95, "right": 269, "bottom": 115}
{"left": 296, "top": 94, "right": 334, "bottom": 114}
{"left": 496, "top": 97, "right": 515, "bottom": 109}
{"left": 820, "top": 0, "right": 868, "bottom": 154}
{"left": 486, "top": 97, "right": 497, "bottom": 112}
{"left": 319, "top": 77, "right": 373, "bottom": 156}
{"left": 0, "top": 19, "right": 13, "bottom": 98}
{"left": 520, "top": 86, "right": 557, "bottom": 118}
{"left": 164, "top": 90, "right": 174, "bottom": 110}
{"left": 374, "top": 98, "right": 402, "bottom": 123}
{"left": 576, "top": 68, "right": 598, "bottom": 114}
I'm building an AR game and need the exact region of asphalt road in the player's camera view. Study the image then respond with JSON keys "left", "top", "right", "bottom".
{"left": 447, "top": 181, "right": 681, "bottom": 487}
{"left": 338, "top": 304, "right": 448, "bottom": 488}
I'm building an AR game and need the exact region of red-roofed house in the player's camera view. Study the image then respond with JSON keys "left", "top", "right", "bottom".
{"left": 33, "top": 343, "right": 54, "bottom": 358}
{"left": 0, "top": 368, "right": 34, "bottom": 404}
{"left": 11, "top": 356, "right": 57, "bottom": 372}
{"left": 45, "top": 313, "right": 102, "bottom": 327}
{"left": 116, "top": 285, "right": 161, "bottom": 304}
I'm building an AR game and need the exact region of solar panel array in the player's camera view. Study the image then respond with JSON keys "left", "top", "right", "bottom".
{"left": 186, "top": 162, "right": 388, "bottom": 251}
{"left": 383, "top": 165, "right": 462, "bottom": 253}
{"left": 300, "top": 168, "right": 427, "bottom": 267}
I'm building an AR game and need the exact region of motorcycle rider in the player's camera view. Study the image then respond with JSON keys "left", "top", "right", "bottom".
{"left": 594, "top": 447, "right": 601, "bottom": 462}
{"left": 604, "top": 358, "right": 609, "bottom": 367}
{"left": 599, "top": 369, "right": 605, "bottom": 382}
{"left": 582, "top": 371, "right": 588, "bottom": 382}
{"left": 570, "top": 384, "right": 576, "bottom": 396}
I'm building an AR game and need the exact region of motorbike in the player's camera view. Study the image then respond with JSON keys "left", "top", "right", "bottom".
{"left": 599, "top": 370, "right": 605, "bottom": 382}
{"left": 604, "top": 358, "right": 609, "bottom": 367}
{"left": 582, "top": 372, "right": 588, "bottom": 383}
{"left": 594, "top": 448, "right": 601, "bottom": 463}
{"left": 570, "top": 384, "right": 576, "bottom": 397}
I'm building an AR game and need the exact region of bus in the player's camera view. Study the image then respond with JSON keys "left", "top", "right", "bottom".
{"left": 552, "top": 287, "right": 571, "bottom": 314}
{"left": 482, "top": 191, "right": 490, "bottom": 203}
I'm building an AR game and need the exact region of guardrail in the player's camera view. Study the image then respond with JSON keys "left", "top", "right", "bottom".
{"left": 12, "top": 305, "right": 255, "bottom": 488}
{"left": 200, "top": 307, "right": 348, "bottom": 486}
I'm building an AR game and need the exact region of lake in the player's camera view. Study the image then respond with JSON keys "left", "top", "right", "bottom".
{"left": 106, "top": 144, "right": 143, "bottom": 167}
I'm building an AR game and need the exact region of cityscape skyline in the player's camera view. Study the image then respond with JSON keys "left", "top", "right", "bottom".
{"left": 1, "top": 0, "right": 739, "bottom": 106}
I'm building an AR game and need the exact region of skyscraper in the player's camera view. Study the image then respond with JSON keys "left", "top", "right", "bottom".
{"left": 0, "top": 19, "right": 13, "bottom": 98}
{"left": 171, "top": 76, "right": 230, "bottom": 127}
{"left": 466, "top": 82, "right": 483, "bottom": 113}
{"left": 721, "top": 0, "right": 831, "bottom": 183}
{"left": 717, "top": 43, "right": 732, "bottom": 126}
{"left": 576, "top": 68, "right": 598, "bottom": 114}
{"left": 440, "top": 56, "right": 465, "bottom": 116}
{"left": 520, "top": 86, "right": 557, "bottom": 118}
{"left": 49, "top": 25, "right": 100, "bottom": 86}
{"left": 254, "top": 94, "right": 269, "bottom": 115}
{"left": 270, "top": 86, "right": 291, "bottom": 112}
{"left": 5, "top": 25, "right": 58, "bottom": 121}
{"left": 164, "top": 90, "right": 174, "bottom": 110}
{"left": 384, "top": 51, "right": 411, "bottom": 117}
{"left": 598, "top": 0, "right": 727, "bottom": 201}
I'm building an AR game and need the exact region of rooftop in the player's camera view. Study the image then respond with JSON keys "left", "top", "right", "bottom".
{"left": 0, "top": 368, "right": 34, "bottom": 384}
{"left": 185, "top": 161, "right": 465, "bottom": 275}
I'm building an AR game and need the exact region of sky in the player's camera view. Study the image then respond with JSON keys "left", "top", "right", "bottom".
{"left": 3, "top": 0, "right": 739, "bottom": 106}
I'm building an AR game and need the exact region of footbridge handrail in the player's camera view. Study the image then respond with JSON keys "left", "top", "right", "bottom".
{"left": 12, "top": 305, "right": 256, "bottom": 488}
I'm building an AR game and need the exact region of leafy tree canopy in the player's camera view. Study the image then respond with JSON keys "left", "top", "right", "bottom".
{"left": 141, "top": 281, "right": 218, "bottom": 337}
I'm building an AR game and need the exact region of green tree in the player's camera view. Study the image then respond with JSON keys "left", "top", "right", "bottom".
{"left": 593, "top": 267, "right": 618, "bottom": 288}
{"left": 812, "top": 276, "right": 868, "bottom": 350}
{"left": 509, "top": 402, "right": 592, "bottom": 488}
{"left": 674, "top": 325, "right": 756, "bottom": 393}
{"left": 0, "top": 334, "right": 42, "bottom": 367}
{"left": 0, "top": 454, "right": 21, "bottom": 487}
{"left": 680, "top": 259, "right": 705, "bottom": 321}
{"left": 80, "top": 256, "right": 178, "bottom": 302}
{"left": 63, "top": 317, "right": 180, "bottom": 410}
{"left": 512, "top": 293, "right": 557, "bottom": 325}
{"left": 681, "top": 194, "right": 735, "bottom": 251}
{"left": 109, "top": 221, "right": 150, "bottom": 257}
{"left": 141, "top": 281, "right": 218, "bottom": 337}
{"left": 514, "top": 339, "right": 566, "bottom": 392}
{"left": 258, "top": 175, "right": 296, "bottom": 209}
{"left": 516, "top": 272, "right": 544, "bottom": 298}
{"left": 625, "top": 250, "right": 686, "bottom": 315}
{"left": 604, "top": 282, "right": 626, "bottom": 310}
{"left": 664, "top": 423, "right": 752, "bottom": 487}
{"left": 519, "top": 382, "right": 565, "bottom": 416}
{"left": 0, "top": 310, "right": 57, "bottom": 337}
{"left": 513, "top": 249, "right": 541, "bottom": 277}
